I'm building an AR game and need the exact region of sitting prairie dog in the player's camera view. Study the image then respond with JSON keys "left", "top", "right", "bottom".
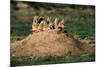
{"left": 33, "top": 16, "right": 44, "bottom": 24}
{"left": 32, "top": 16, "right": 45, "bottom": 32}
{"left": 32, "top": 16, "right": 39, "bottom": 32}
{"left": 32, "top": 16, "right": 64, "bottom": 33}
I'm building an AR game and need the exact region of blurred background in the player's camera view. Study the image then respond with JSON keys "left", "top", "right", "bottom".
{"left": 10, "top": 1, "right": 95, "bottom": 42}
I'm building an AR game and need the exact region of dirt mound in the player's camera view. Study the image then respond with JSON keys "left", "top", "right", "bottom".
{"left": 11, "top": 30, "right": 94, "bottom": 59}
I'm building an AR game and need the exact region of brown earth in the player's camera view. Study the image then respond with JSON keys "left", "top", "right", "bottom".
{"left": 11, "top": 30, "right": 95, "bottom": 59}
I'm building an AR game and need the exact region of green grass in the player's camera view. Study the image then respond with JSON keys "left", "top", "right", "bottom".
{"left": 11, "top": 52, "right": 95, "bottom": 66}
{"left": 11, "top": 17, "right": 32, "bottom": 36}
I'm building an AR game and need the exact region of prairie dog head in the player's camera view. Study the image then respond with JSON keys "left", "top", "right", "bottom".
{"left": 33, "top": 16, "right": 44, "bottom": 24}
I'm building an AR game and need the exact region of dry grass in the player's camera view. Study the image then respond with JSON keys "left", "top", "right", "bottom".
{"left": 11, "top": 30, "right": 94, "bottom": 59}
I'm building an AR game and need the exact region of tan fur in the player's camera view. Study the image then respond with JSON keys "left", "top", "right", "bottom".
{"left": 32, "top": 22, "right": 38, "bottom": 32}
{"left": 32, "top": 16, "right": 39, "bottom": 32}
{"left": 54, "top": 18, "right": 60, "bottom": 29}
{"left": 32, "top": 16, "right": 64, "bottom": 33}
{"left": 48, "top": 22, "right": 54, "bottom": 30}
{"left": 38, "top": 20, "right": 44, "bottom": 31}
{"left": 54, "top": 19, "right": 64, "bottom": 33}
{"left": 47, "top": 17, "right": 51, "bottom": 24}
{"left": 43, "top": 20, "right": 48, "bottom": 31}
{"left": 58, "top": 19, "right": 64, "bottom": 29}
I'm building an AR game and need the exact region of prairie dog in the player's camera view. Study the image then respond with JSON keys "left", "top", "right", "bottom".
{"left": 32, "top": 16, "right": 45, "bottom": 32}
{"left": 32, "top": 16, "right": 39, "bottom": 32}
